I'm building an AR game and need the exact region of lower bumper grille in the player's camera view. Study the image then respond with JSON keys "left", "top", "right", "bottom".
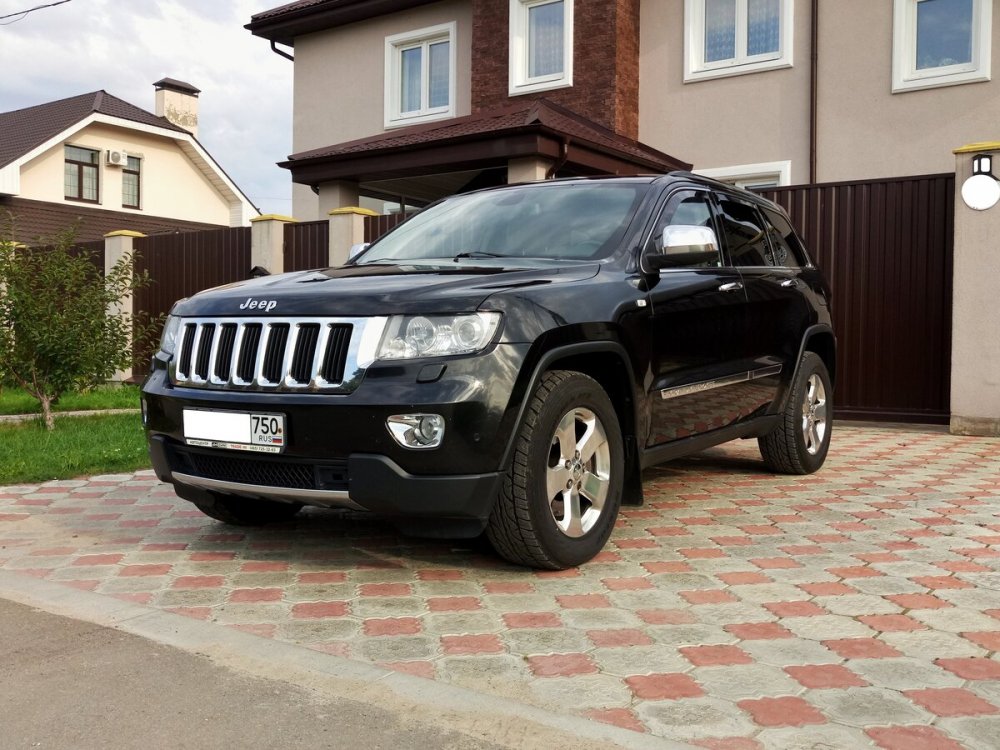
{"left": 168, "top": 445, "right": 348, "bottom": 492}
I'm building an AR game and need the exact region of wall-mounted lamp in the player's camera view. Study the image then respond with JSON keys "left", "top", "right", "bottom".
{"left": 962, "top": 153, "right": 1000, "bottom": 211}
{"left": 972, "top": 153, "right": 994, "bottom": 177}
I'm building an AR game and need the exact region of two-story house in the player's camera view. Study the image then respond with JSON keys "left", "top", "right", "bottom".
{"left": 247, "top": 0, "right": 997, "bottom": 219}
{"left": 0, "top": 79, "right": 258, "bottom": 244}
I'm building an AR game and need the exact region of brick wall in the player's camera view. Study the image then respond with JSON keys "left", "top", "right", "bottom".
{"left": 471, "top": 0, "right": 639, "bottom": 139}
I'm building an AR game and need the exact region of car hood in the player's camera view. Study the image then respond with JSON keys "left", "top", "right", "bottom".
{"left": 170, "top": 262, "right": 601, "bottom": 318}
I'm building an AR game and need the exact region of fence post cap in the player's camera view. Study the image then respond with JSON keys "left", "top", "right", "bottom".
{"left": 954, "top": 141, "right": 1000, "bottom": 154}
{"left": 104, "top": 230, "right": 147, "bottom": 238}
{"left": 250, "top": 214, "right": 297, "bottom": 223}
{"left": 328, "top": 207, "right": 380, "bottom": 217}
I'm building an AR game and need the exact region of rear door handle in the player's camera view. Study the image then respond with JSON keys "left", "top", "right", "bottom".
{"left": 718, "top": 282, "right": 744, "bottom": 293}
{"left": 780, "top": 279, "right": 799, "bottom": 288}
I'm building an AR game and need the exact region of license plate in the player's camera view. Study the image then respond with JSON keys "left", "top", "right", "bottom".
{"left": 183, "top": 409, "right": 286, "bottom": 454}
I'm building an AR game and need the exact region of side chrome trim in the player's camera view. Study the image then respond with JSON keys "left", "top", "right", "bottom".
{"left": 171, "top": 471, "right": 366, "bottom": 511}
{"left": 660, "top": 364, "right": 782, "bottom": 400}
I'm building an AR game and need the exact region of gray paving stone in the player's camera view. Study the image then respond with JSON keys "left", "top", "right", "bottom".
{"left": 755, "top": 723, "right": 878, "bottom": 750}
{"left": 558, "top": 608, "right": 642, "bottom": 630}
{"left": 688, "top": 602, "right": 774, "bottom": 625}
{"left": 351, "top": 596, "right": 427, "bottom": 617}
{"left": 211, "top": 603, "right": 290, "bottom": 625}
{"left": 849, "top": 577, "right": 927, "bottom": 596}
{"left": 783, "top": 615, "right": 878, "bottom": 641}
{"left": 590, "top": 646, "right": 691, "bottom": 677}
{"left": 503, "top": 628, "right": 592, "bottom": 656}
{"left": 421, "top": 612, "right": 503, "bottom": 636}
{"left": 935, "top": 716, "right": 1000, "bottom": 750}
{"left": 692, "top": 663, "right": 803, "bottom": 701}
{"left": 647, "top": 624, "right": 736, "bottom": 647}
{"left": 728, "top": 583, "right": 809, "bottom": 603}
{"left": 850, "top": 657, "right": 964, "bottom": 690}
{"left": 282, "top": 584, "right": 355, "bottom": 602}
{"left": 881, "top": 630, "right": 987, "bottom": 659}
{"left": 97, "top": 578, "right": 169, "bottom": 595}
{"left": 816, "top": 594, "right": 902, "bottom": 617}
{"left": 359, "top": 635, "right": 438, "bottom": 662}
{"left": 528, "top": 673, "right": 633, "bottom": 713}
{"left": 274, "top": 618, "right": 361, "bottom": 644}
{"left": 809, "top": 687, "right": 934, "bottom": 728}
{"left": 636, "top": 696, "right": 758, "bottom": 741}
{"left": 743, "top": 638, "right": 840, "bottom": 667}
{"left": 911, "top": 607, "right": 1000, "bottom": 633}
{"left": 227, "top": 572, "right": 296, "bottom": 588}
{"left": 152, "top": 589, "right": 226, "bottom": 607}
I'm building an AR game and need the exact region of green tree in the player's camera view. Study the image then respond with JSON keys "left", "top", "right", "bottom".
{"left": 0, "top": 226, "right": 149, "bottom": 430}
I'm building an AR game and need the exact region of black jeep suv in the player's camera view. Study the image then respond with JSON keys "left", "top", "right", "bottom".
{"left": 141, "top": 174, "right": 835, "bottom": 569}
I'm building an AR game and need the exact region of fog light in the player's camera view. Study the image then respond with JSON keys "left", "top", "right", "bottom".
{"left": 387, "top": 414, "right": 445, "bottom": 449}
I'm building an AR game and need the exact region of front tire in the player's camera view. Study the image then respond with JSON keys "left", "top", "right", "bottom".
{"left": 190, "top": 491, "right": 303, "bottom": 526}
{"left": 486, "top": 371, "right": 624, "bottom": 569}
{"left": 758, "top": 351, "right": 832, "bottom": 474}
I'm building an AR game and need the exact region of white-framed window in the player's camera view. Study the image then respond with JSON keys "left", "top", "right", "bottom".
{"left": 384, "top": 22, "right": 456, "bottom": 128}
{"left": 694, "top": 160, "right": 792, "bottom": 191}
{"left": 509, "top": 0, "right": 574, "bottom": 96}
{"left": 684, "top": 0, "right": 793, "bottom": 83}
{"left": 892, "top": 0, "right": 992, "bottom": 93}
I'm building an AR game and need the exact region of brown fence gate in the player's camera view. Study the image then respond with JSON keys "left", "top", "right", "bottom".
{"left": 760, "top": 173, "right": 954, "bottom": 424}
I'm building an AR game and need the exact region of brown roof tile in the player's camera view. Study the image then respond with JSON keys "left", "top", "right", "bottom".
{"left": 0, "top": 90, "right": 188, "bottom": 169}
{"left": 285, "top": 99, "right": 686, "bottom": 171}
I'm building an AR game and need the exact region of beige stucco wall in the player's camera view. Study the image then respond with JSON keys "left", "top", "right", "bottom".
{"left": 951, "top": 147, "right": 1000, "bottom": 435}
{"left": 639, "top": 0, "right": 1000, "bottom": 184}
{"left": 639, "top": 0, "right": 812, "bottom": 183}
{"left": 18, "top": 122, "right": 232, "bottom": 225}
{"left": 291, "top": 0, "right": 473, "bottom": 219}
{"left": 818, "top": 1, "right": 1000, "bottom": 182}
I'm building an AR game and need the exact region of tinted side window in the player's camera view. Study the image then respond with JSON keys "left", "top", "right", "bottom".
{"left": 649, "top": 190, "right": 721, "bottom": 268}
{"left": 762, "top": 207, "right": 807, "bottom": 268}
{"left": 717, "top": 197, "right": 771, "bottom": 267}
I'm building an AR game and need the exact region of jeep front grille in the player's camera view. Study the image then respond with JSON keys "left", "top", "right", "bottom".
{"left": 169, "top": 316, "right": 388, "bottom": 392}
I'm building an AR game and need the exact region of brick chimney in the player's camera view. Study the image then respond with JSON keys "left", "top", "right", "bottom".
{"left": 153, "top": 77, "right": 200, "bottom": 136}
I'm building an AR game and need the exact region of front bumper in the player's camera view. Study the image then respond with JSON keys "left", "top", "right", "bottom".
{"left": 141, "top": 343, "right": 529, "bottom": 533}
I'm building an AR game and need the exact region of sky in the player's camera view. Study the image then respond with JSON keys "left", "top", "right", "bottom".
{"left": 0, "top": 0, "right": 295, "bottom": 215}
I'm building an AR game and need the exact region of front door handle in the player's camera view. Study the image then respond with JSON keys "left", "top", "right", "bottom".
{"left": 780, "top": 279, "right": 799, "bottom": 288}
{"left": 718, "top": 282, "right": 744, "bottom": 293}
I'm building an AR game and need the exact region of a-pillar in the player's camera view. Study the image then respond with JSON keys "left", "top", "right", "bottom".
{"left": 250, "top": 214, "right": 296, "bottom": 275}
{"left": 104, "top": 229, "right": 146, "bottom": 383}
{"left": 950, "top": 142, "right": 1000, "bottom": 436}
{"left": 328, "top": 207, "right": 378, "bottom": 267}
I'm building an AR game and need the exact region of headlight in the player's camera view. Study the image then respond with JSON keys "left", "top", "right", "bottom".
{"left": 159, "top": 315, "right": 182, "bottom": 356}
{"left": 377, "top": 312, "right": 501, "bottom": 360}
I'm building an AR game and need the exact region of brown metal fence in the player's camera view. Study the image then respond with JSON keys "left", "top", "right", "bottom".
{"left": 364, "top": 213, "right": 407, "bottom": 243}
{"left": 132, "top": 227, "right": 252, "bottom": 373}
{"left": 284, "top": 219, "right": 329, "bottom": 272}
{"left": 759, "top": 173, "right": 954, "bottom": 424}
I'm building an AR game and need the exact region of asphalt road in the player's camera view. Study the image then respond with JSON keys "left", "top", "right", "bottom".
{"left": 0, "top": 597, "right": 517, "bottom": 750}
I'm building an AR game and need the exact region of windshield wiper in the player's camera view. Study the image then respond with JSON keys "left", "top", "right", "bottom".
{"left": 452, "top": 251, "right": 508, "bottom": 262}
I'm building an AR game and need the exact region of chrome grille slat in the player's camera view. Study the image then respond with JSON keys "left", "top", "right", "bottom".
{"left": 168, "top": 316, "right": 387, "bottom": 393}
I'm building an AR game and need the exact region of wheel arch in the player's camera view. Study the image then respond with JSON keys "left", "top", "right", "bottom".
{"left": 799, "top": 325, "right": 837, "bottom": 388}
{"left": 500, "top": 340, "right": 645, "bottom": 505}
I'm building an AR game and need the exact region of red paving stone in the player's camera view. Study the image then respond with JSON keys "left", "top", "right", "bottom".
{"left": 625, "top": 673, "right": 703, "bottom": 700}
{"left": 866, "top": 725, "right": 965, "bottom": 750}
{"left": 737, "top": 696, "right": 826, "bottom": 727}
{"left": 785, "top": 664, "right": 868, "bottom": 689}
{"left": 906, "top": 687, "right": 999, "bottom": 718}
{"left": 1, "top": 428, "right": 998, "bottom": 749}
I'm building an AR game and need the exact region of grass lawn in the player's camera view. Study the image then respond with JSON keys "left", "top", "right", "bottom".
{"left": 0, "top": 384, "right": 140, "bottom": 415}
{"left": 0, "top": 413, "right": 150, "bottom": 485}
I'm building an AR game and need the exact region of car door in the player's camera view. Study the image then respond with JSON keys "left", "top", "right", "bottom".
{"left": 714, "top": 194, "right": 811, "bottom": 417}
{"left": 643, "top": 188, "right": 753, "bottom": 445}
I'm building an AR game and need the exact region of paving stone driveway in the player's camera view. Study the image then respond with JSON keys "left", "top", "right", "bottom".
{"left": 2, "top": 426, "right": 999, "bottom": 749}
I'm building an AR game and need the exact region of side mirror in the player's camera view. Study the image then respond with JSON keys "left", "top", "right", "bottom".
{"left": 646, "top": 225, "right": 720, "bottom": 271}
{"left": 348, "top": 242, "right": 370, "bottom": 260}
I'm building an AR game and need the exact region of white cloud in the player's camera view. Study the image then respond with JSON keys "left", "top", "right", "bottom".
{"left": 0, "top": 0, "right": 294, "bottom": 214}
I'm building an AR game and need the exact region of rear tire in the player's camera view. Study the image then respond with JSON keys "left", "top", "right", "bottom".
{"left": 758, "top": 351, "right": 832, "bottom": 474}
{"left": 191, "top": 492, "right": 303, "bottom": 526}
{"left": 486, "top": 371, "right": 624, "bottom": 569}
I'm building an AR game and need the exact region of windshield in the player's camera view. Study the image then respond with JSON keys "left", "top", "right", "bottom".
{"left": 356, "top": 182, "right": 649, "bottom": 265}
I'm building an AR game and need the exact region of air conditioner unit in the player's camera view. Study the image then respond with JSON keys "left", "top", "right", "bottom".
{"left": 106, "top": 149, "right": 128, "bottom": 167}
